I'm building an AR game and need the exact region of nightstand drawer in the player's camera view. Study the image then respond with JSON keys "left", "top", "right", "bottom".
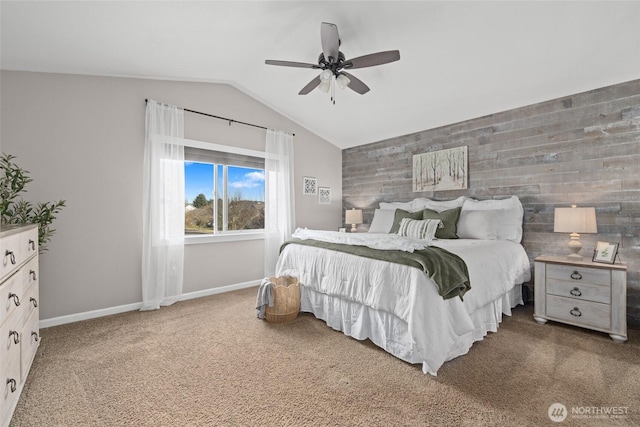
{"left": 546, "top": 279, "right": 610, "bottom": 304}
{"left": 546, "top": 263, "right": 610, "bottom": 286}
{"left": 546, "top": 295, "right": 610, "bottom": 330}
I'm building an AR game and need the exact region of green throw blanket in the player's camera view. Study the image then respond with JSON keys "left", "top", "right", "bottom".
{"left": 280, "top": 239, "right": 471, "bottom": 300}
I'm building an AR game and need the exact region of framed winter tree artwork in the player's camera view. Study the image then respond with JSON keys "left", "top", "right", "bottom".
{"left": 413, "top": 146, "right": 468, "bottom": 192}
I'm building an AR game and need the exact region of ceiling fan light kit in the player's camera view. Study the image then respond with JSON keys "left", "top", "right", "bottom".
{"left": 265, "top": 22, "right": 400, "bottom": 104}
{"left": 336, "top": 74, "right": 350, "bottom": 90}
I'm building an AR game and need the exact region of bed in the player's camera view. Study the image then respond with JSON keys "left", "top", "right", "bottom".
{"left": 275, "top": 196, "right": 531, "bottom": 375}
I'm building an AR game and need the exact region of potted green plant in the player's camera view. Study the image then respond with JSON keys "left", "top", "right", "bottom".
{"left": 0, "top": 153, "right": 66, "bottom": 252}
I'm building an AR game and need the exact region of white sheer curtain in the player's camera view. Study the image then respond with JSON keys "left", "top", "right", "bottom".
{"left": 264, "top": 129, "right": 295, "bottom": 277}
{"left": 141, "top": 100, "right": 185, "bottom": 311}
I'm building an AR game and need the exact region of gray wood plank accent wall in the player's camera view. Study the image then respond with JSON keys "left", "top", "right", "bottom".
{"left": 343, "top": 79, "right": 640, "bottom": 325}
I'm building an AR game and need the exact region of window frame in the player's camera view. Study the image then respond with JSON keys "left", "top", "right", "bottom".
{"left": 182, "top": 137, "right": 267, "bottom": 245}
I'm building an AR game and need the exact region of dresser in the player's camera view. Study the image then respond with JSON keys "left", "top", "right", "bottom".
{"left": 0, "top": 224, "right": 40, "bottom": 427}
{"left": 533, "top": 255, "right": 627, "bottom": 343}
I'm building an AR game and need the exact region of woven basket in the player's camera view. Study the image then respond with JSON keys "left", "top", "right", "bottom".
{"left": 265, "top": 276, "right": 300, "bottom": 324}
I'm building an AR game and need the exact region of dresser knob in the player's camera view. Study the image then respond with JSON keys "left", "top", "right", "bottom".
{"left": 29, "top": 239, "right": 36, "bottom": 251}
{"left": 5, "top": 250, "right": 16, "bottom": 265}
{"left": 570, "top": 287, "right": 582, "bottom": 297}
{"left": 9, "top": 330, "right": 20, "bottom": 345}
{"left": 30, "top": 270, "right": 37, "bottom": 281}
{"left": 570, "top": 271, "right": 582, "bottom": 280}
{"left": 6, "top": 379, "right": 16, "bottom": 393}
{"left": 30, "top": 297, "right": 38, "bottom": 308}
{"left": 8, "top": 293, "right": 20, "bottom": 306}
{"left": 31, "top": 331, "right": 39, "bottom": 342}
{"left": 570, "top": 307, "right": 582, "bottom": 317}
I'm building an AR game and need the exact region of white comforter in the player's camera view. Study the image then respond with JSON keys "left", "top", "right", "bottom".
{"left": 275, "top": 236, "right": 531, "bottom": 374}
{"left": 292, "top": 227, "right": 431, "bottom": 252}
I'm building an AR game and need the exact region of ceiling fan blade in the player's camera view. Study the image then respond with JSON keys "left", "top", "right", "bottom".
{"left": 298, "top": 76, "right": 322, "bottom": 95}
{"left": 321, "top": 22, "right": 340, "bottom": 63}
{"left": 265, "top": 60, "right": 320, "bottom": 69}
{"left": 342, "top": 50, "right": 400, "bottom": 69}
{"left": 340, "top": 71, "right": 370, "bottom": 94}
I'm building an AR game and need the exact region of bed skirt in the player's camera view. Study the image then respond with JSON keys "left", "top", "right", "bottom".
{"left": 299, "top": 284, "right": 524, "bottom": 375}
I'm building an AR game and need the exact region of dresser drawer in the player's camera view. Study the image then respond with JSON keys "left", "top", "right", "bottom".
{"left": 546, "top": 279, "right": 610, "bottom": 304}
{"left": 0, "top": 345, "right": 21, "bottom": 427}
{"left": 18, "top": 228, "right": 38, "bottom": 262}
{"left": 0, "top": 273, "right": 25, "bottom": 327}
{"left": 22, "top": 256, "right": 38, "bottom": 292}
{"left": 0, "top": 234, "right": 21, "bottom": 283}
{"left": 21, "top": 310, "right": 40, "bottom": 380}
{"left": 546, "top": 263, "right": 610, "bottom": 286}
{"left": 546, "top": 295, "right": 611, "bottom": 330}
{"left": 20, "top": 278, "right": 39, "bottom": 329}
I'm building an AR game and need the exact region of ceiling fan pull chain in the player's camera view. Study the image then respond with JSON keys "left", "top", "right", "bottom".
{"left": 332, "top": 75, "right": 336, "bottom": 104}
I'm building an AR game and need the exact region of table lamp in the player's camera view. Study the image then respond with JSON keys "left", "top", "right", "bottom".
{"left": 554, "top": 205, "right": 597, "bottom": 260}
{"left": 345, "top": 208, "right": 363, "bottom": 233}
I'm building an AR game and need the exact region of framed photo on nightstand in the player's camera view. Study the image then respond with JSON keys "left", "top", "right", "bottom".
{"left": 593, "top": 241, "right": 619, "bottom": 264}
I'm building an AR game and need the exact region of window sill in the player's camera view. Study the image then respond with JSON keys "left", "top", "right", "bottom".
{"left": 184, "top": 231, "right": 265, "bottom": 245}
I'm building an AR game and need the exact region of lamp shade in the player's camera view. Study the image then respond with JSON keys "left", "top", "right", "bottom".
{"left": 345, "top": 209, "right": 363, "bottom": 225}
{"left": 554, "top": 206, "right": 597, "bottom": 233}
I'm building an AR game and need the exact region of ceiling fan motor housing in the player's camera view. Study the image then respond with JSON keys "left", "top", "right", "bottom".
{"left": 318, "top": 52, "right": 346, "bottom": 76}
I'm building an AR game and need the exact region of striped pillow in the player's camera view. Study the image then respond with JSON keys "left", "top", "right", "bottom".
{"left": 397, "top": 218, "right": 442, "bottom": 240}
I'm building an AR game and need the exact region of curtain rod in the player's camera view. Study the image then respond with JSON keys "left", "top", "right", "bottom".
{"left": 145, "top": 99, "right": 294, "bottom": 136}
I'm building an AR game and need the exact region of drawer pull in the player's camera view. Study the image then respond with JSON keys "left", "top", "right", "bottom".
{"left": 570, "top": 271, "right": 582, "bottom": 280}
{"left": 6, "top": 379, "right": 16, "bottom": 393}
{"left": 569, "top": 287, "right": 582, "bottom": 297}
{"left": 30, "top": 297, "right": 38, "bottom": 308}
{"left": 9, "top": 330, "right": 20, "bottom": 345}
{"left": 570, "top": 307, "right": 582, "bottom": 317}
{"left": 30, "top": 270, "right": 37, "bottom": 280}
{"left": 31, "top": 331, "right": 39, "bottom": 342}
{"left": 8, "top": 293, "right": 21, "bottom": 306}
{"left": 5, "top": 250, "right": 16, "bottom": 265}
{"left": 29, "top": 239, "right": 36, "bottom": 251}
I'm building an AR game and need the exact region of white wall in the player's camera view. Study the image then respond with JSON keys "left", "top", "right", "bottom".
{"left": 1, "top": 71, "right": 342, "bottom": 320}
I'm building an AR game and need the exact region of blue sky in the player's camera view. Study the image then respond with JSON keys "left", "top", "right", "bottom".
{"left": 185, "top": 162, "right": 264, "bottom": 204}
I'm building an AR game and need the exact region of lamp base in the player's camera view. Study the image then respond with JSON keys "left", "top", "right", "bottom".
{"left": 566, "top": 232, "right": 583, "bottom": 261}
{"left": 350, "top": 224, "right": 357, "bottom": 233}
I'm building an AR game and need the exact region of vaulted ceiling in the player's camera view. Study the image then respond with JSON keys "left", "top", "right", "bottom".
{"left": 2, "top": 1, "right": 639, "bottom": 149}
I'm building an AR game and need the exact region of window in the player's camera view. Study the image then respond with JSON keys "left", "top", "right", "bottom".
{"left": 184, "top": 143, "right": 265, "bottom": 239}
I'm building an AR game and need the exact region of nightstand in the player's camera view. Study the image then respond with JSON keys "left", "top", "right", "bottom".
{"left": 533, "top": 255, "right": 627, "bottom": 343}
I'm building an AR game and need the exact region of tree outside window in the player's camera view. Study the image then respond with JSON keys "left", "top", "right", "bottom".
{"left": 185, "top": 162, "right": 264, "bottom": 235}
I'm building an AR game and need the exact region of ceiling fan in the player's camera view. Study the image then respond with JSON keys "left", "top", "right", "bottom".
{"left": 265, "top": 22, "right": 400, "bottom": 103}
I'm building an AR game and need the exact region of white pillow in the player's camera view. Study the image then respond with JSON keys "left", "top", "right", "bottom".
{"left": 413, "top": 196, "right": 467, "bottom": 212}
{"left": 379, "top": 200, "right": 420, "bottom": 212}
{"left": 380, "top": 196, "right": 467, "bottom": 213}
{"left": 457, "top": 209, "right": 501, "bottom": 240}
{"left": 461, "top": 196, "right": 524, "bottom": 242}
{"left": 368, "top": 209, "right": 396, "bottom": 233}
{"left": 397, "top": 218, "right": 441, "bottom": 240}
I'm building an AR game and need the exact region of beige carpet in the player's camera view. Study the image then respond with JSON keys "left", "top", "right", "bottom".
{"left": 11, "top": 287, "right": 640, "bottom": 426}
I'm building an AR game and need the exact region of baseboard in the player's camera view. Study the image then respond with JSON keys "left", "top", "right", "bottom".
{"left": 178, "top": 279, "right": 260, "bottom": 302}
{"left": 39, "top": 279, "right": 261, "bottom": 329}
